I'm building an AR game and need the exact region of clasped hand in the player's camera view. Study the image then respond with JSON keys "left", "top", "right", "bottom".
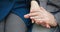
{"left": 24, "top": 1, "right": 57, "bottom": 28}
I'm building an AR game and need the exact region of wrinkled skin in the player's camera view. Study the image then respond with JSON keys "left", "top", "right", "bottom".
{"left": 24, "top": 1, "right": 57, "bottom": 28}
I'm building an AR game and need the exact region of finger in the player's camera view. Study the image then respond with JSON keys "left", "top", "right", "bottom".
{"left": 39, "top": 21, "right": 43, "bottom": 24}
{"left": 39, "top": 21, "right": 46, "bottom": 27}
{"left": 24, "top": 14, "right": 30, "bottom": 18}
{"left": 30, "top": 18, "right": 47, "bottom": 24}
{"left": 30, "top": 16, "right": 43, "bottom": 20}
{"left": 29, "top": 13, "right": 38, "bottom": 17}
{"left": 32, "top": 19, "right": 35, "bottom": 23}
{"left": 30, "top": 16, "right": 38, "bottom": 19}
{"left": 40, "top": 22, "right": 50, "bottom": 28}
{"left": 30, "top": 9, "right": 40, "bottom": 13}
{"left": 43, "top": 21, "right": 51, "bottom": 28}
{"left": 35, "top": 19, "right": 46, "bottom": 25}
{"left": 30, "top": 17, "right": 42, "bottom": 25}
{"left": 38, "top": 20, "right": 49, "bottom": 27}
{"left": 46, "top": 23, "right": 50, "bottom": 28}
{"left": 25, "top": 13, "right": 38, "bottom": 18}
{"left": 35, "top": 20, "right": 41, "bottom": 25}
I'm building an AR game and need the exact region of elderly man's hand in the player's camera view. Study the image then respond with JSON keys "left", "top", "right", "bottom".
{"left": 24, "top": 1, "right": 57, "bottom": 28}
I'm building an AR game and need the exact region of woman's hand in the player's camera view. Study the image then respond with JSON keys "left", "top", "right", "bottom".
{"left": 24, "top": 1, "right": 57, "bottom": 28}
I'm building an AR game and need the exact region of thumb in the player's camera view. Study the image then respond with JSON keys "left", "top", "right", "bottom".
{"left": 31, "top": 0, "right": 40, "bottom": 10}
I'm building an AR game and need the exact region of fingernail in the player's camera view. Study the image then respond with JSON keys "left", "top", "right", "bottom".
{"left": 24, "top": 15, "right": 29, "bottom": 18}
{"left": 46, "top": 24, "right": 50, "bottom": 28}
{"left": 32, "top": 20, "right": 34, "bottom": 23}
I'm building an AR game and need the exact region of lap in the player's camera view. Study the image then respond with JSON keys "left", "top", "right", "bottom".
{"left": 5, "top": 13, "right": 27, "bottom": 32}
{"left": 0, "top": 13, "right": 27, "bottom": 32}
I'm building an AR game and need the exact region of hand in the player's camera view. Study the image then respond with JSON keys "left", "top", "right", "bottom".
{"left": 24, "top": 1, "right": 57, "bottom": 28}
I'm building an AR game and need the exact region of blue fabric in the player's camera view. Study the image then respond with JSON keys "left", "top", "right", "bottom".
{"left": 0, "top": 0, "right": 15, "bottom": 21}
{"left": 0, "top": 0, "right": 31, "bottom": 27}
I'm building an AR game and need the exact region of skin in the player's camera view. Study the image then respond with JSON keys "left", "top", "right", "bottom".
{"left": 24, "top": 0, "right": 57, "bottom": 28}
